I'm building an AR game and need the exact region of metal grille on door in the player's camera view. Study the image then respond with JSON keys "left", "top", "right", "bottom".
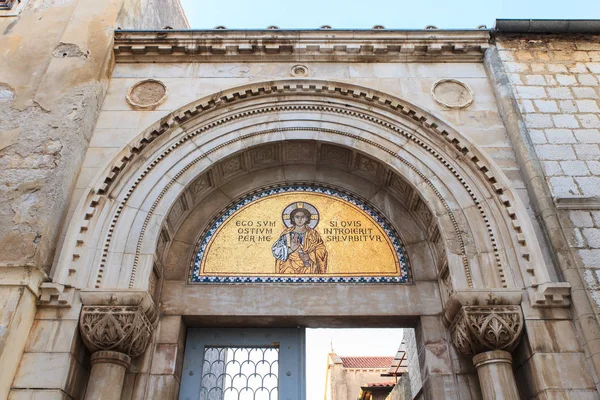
{"left": 200, "top": 347, "right": 279, "bottom": 400}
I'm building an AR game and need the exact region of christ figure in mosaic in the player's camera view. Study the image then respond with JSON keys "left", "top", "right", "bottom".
{"left": 272, "top": 204, "right": 328, "bottom": 274}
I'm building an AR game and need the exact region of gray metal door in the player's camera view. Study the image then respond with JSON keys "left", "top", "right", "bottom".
{"left": 179, "top": 328, "right": 306, "bottom": 400}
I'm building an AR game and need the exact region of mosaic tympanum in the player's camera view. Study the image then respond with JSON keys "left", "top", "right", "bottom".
{"left": 191, "top": 186, "right": 410, "bottom": 283}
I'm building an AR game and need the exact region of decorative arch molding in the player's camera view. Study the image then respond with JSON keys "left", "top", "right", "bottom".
{"left": 53, "top": 79, "right": 551, "bottom": 300}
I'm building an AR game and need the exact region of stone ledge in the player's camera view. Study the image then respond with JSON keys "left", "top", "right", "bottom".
{"left": 113, "top": 29, "right": 490, "bottom": 63}
{"left": 38, "top": 283, "right": 75, "bottom": 308}
{"left": 529, "top": 282, "right": 571, "bottom": 308}
{"left": 0, "top": 266, "right": 48, "bottom": 297}
{"left": 555, "top": 196, "right": 600, "bottom": 210}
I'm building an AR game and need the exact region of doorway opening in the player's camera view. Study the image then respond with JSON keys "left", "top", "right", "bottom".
{"left": 310, "top": 328, "right": 419, "bottom": 400}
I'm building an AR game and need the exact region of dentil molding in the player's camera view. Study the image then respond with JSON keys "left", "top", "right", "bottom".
{"left": 113, "top": 29, "right": 490, "bottom": 63}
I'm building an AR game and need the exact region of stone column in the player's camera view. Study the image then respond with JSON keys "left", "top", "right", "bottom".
{"left": 449, "top": 305, "right": 524, "bottom": 400}
{"left": 473, "top": 350, "right": 519, "bottom": 399}
{"left": 79, "top": 290, "right": 157, "bottom": 400}
{"left": 86, "top": 351, "right": 131, "bottom": 400}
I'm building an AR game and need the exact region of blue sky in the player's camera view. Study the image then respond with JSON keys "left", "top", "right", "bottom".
{"left": 181, "top": 0, "right": 600, "bottom": 30}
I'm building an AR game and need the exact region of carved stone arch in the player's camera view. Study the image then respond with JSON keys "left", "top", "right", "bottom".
{"left": 53, "top": 79, "right": 551, "bottom": 303}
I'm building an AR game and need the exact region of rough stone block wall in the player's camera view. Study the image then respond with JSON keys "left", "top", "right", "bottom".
{"left": 403, "top": 329, "right": 422, "bottom": 398}
{"left": 497, "top": 35, "right": 600, "bottom": 312}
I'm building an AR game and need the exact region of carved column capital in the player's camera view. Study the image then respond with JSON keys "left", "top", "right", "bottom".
{"left": 78, "top": 290, "right": 157, "bottom": 358}
{"left": 449, "top": 305, "right": 524, "bottom": 357}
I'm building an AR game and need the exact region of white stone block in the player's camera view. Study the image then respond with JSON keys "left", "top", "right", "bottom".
{"left": 547, "top": 87, "right": 574, "bottom": 99}
{"left": 574, "top": 129, "right": 600, "bottom": 143}
{"left": 570, "top": 211, "right": 594, "bottom": 227}
{"left": 508, "top": 73, "right": 523, "bottom": 85}
{"left": 548, "top": 64, "right": 568, "bottom": 73}
{"left": 559, "top": 100, "right": 577, "bottom": 113}
{"left": 579, "top": 249, "right": 600, "bottom": 267}
{"left": 504, "top": 62, "right": 530, "bottom": 73}
{"left": 543, "top": 161, "right": 562, "bottom": 176}
{"left": 576, "top": 100, "right": 600, "bottom": 112}
{"left": 520, "top": 99, "right": 536, "bottom": 113}
{"left": 576, "top": 177, "right": 600, "bottom": 196}
{"left": 593, "top": 211, "right": 600, "bottom": 227}
{"left": 560, "top": 160, "right": 590, "bottom": 176}
{"left": 556, "top": 74, "right": 578, "bottom": 85}
{"left": 574, "top": 144, "right": 600, "bottom": 160}
{"left": 516, "top": 86, "right": 547, "bottom": 99}
{"left": 544, "top": 75, "right": 558, "bottom": 85}
{"left": 546, "top": 129, "right": 576, "bottom": 144}
{"left": 529, "top": 129, "right": 547, "bottom": 144}
{"left": 549, "top": 176, "right": 581, "bottom": 196}
{"left": 578, "top": 74, "right": 599, "bottom": 86}
{"left": 573, "top": 87, "right": 599, "bottom": 99}
{"left": 525, "top": 114, "right": 554, "bottom": 128}
{"left": 569, "top": 63, "right": 589, "bottom": 73}
{"left": 553, "top": 114, "right": 580, "bottom": 128}
{"left": 587, "top": 161, "right": 600, "bottom": 175}
{"left": 584, "top": 269, "right": 597, "bottom": 287}
{"left": 536, "top": 144, "right": 576, "bottom": 160}
{"left": 583, "top": 228, "right": 600, "bottom": 248}
{"left": 534, "top": 100, "right": 558, "bottom": 113}
{"left": 578, "top": 114, "right": 600, "bottom": 128}
{"left": 586, "top": 62, "right": 600, "bottom": 73}
{"left": 524, "top": 75, "right": 546, "bottom": 85}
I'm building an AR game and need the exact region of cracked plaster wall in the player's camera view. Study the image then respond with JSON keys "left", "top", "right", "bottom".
{"left": 0, "top": 1, "right": 187, "bottom": 397}
{"left": 0, "top": 0, "right": 188, "bottom": 271}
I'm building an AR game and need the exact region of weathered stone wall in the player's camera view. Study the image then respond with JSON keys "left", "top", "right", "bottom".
{"left": 117, "top": 0, "right": 188, "bottom": 30}
{"left": 0, "top": 1, "right": 187, "bottom": 397}
{"left": 496, "top": 35, "right": 600, "bottom": 311}
{"left": 403, "top": 329, "right": 422, "bottom": 398}
{"left": 0, "top": 0, "right": 188, "bottom": 272}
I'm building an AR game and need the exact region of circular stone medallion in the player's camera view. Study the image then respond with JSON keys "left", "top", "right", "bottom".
{"left": 126, "top": 79, "right": 168, "bottom": 110}
{"left": 431, "top": 79, "right": 474, "bottom": 109}
{"left": 290, "top": 64, "right": 310, "bottom": 77}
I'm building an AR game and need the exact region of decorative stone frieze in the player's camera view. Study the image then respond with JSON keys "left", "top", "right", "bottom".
{"left": 113, "top": 30, "right": 490, "bottom": 63}
{"left": 79, "top": 290, "right": 157, "bottom": 358}
{"left": 449, "top": 305, "right": 524, "bottom": 357}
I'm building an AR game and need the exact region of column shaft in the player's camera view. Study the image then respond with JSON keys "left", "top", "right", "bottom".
{"left": 473, "top": 350, "right": 519, "bottom": 400}
{"left": 85, "top": 351, "right": 131, "bottom": 400}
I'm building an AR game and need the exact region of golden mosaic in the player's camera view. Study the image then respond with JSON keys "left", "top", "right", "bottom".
{"left": 191, "top": 186, "right": 410, "bottom": 283}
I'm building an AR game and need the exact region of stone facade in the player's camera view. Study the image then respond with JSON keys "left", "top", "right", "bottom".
{"left": 1, "top": 10, "right": 600, "bottom": 399}
{"left": 325, "top": 354, "right": 396, "bottom": 400}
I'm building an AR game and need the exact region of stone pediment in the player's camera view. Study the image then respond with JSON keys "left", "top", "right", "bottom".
{"left": 113, "top": 29, "right": 490, "bottom": 63}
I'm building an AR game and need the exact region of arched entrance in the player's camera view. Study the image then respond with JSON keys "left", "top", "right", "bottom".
{"left": 55, "top": 80, "right": 554, "bottom": 398}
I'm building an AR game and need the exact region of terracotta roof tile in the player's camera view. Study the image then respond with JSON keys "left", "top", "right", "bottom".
{"left": 340, "top": 356, "right": 394, "bottom": 369}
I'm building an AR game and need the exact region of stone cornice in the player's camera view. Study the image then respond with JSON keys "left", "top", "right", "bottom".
{"left": 113, "top": 29, "right": 490, "bottom": 63}
{"left": 555, "top": 195, "right": 600, "bottom": 210}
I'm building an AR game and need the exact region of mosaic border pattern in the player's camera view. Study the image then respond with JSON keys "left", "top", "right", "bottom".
{"left": 191, "top": 185, "right": 410, "bottom": 284}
